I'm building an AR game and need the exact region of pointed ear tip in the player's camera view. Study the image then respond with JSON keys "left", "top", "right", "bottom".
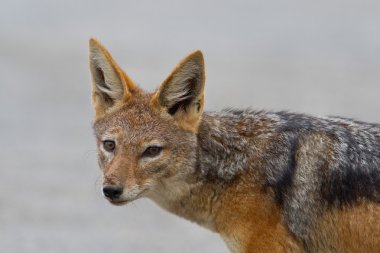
{"left": 89, "top": 38, "right": 104, "bottom": 52}
{"left": 89, "top": 38, "right": 98, "bottom": 46}
{"left": 192, "top": 50, "right": 204, "bottom": 57}
{"left": 188, "top": 50, "right": 204, "bottom": 64}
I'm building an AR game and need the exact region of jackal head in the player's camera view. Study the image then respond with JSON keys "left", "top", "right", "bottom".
{"left": 89, "top": 39, "right": 205, "bottom": 206}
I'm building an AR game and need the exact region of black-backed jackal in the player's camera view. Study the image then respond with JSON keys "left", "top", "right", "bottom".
{"left": 89, "top": 38, "right": 380, "bottom": 253}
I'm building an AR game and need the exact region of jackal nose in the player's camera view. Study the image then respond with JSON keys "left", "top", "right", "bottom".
{"left": 103, "top": 185, "right": 123, "bottom": 200}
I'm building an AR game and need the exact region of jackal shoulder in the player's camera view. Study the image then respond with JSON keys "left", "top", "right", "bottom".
{"left": 197, "top": 109, "right": 380, "bottom": 239}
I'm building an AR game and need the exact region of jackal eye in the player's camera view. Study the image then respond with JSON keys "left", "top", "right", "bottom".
{"left": 103, "top": 140, "right": 116, "bottom": 152}
{"left": 142, "top": 146, "right": 162, "bottom": 158}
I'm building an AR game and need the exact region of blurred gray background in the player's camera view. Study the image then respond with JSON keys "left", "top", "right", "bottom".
{"left": 1, "top": 0, "right": 380, "bottom": 252}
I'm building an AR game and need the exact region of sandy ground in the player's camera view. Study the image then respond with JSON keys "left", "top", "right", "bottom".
{"left": 1, "top": 1, "right": 380, "bottom": 252}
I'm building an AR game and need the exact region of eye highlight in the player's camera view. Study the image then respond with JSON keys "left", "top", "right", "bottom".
{"left": 103, "top": 140, "right": 116, "bottom": 152}
{"left": 142, "top": 146, "right": 162, "bottom": 158}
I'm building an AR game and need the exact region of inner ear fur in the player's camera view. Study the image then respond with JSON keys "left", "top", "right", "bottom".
{"left": 151, "top": 50, "right": 206, "bottom": 133}
{"left": 89, "top": 38, "right": 139, "bottom": 117}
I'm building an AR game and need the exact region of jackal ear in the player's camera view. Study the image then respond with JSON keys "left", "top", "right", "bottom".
{"left": 89, "top": 38, "right": 138, "bottom": 117}
{"left": 151, "top": 51, "right": 205, "bottom": 132}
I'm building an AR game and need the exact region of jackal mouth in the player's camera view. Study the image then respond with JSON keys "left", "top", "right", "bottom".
{"left": 108, "top": 199, "right": 130, "bottom": 206}
{"left": 106, "top": 188, "right": 148, "bottom": 206}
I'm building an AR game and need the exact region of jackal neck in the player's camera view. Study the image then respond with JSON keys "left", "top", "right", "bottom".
{"left": 150, "top": 111, "right": 277, "bottom": 225}
{"left": 148, "top": 112, "right": 259, "bottom": 230}
{"left": 197, "top": 111, "right": 270, "bottom": 181}
{"left": 148, "top": 177, "right": 222, "bottom": 230}
{"left": 149, "top": 111, "right": 302, "bottom": 252}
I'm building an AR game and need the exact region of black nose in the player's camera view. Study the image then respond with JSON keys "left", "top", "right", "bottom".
{"left": 103, "top": 185, "right": 123, "bottom": 200}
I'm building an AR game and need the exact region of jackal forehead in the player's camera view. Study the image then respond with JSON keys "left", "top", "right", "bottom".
{"left": 93, "top": 102, "right": 178, "bottom": 143}
{"left": 94, "top": 114, "right": 154, "bottom": 137}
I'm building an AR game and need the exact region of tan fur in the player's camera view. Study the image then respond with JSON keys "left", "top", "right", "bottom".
{"left": 147, "top": 171, "right": 302, "bottom": 253}
{"left": 214, "top": 176, "right": 302, "bottom": 253}
{"left": 307, "top": 202, "right": 380, "bottom": 253}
